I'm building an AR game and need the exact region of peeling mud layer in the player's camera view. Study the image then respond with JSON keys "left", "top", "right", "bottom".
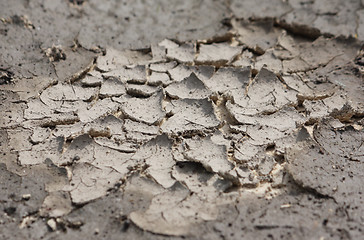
{"left": 1, "top": 1, "right": 364, "bottom": 239}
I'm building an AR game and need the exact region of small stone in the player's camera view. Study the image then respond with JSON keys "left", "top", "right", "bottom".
{"left": 47, "top": 219, "right": 57, "bottom": 231}
{"left": 196, "top": 43, "right": 242, "bottom": 66}
{"left": 22, "top": 194, "right": 31, "bottom": 200}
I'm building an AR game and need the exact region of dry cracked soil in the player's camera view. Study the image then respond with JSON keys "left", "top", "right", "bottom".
{"left": 0, "top": 0, "right": 364, "bottom": 239}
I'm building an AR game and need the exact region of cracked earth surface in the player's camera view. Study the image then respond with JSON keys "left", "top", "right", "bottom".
{"left": 1, "top": 0, "right": 364, "bottom": 239}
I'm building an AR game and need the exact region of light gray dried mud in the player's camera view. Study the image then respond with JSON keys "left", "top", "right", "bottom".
{"left": 1, "top": 1, "right": 364, "bottom": 239}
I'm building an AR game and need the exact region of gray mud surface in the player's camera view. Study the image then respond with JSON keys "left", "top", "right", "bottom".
{"left": 1, "top": 0, "right": 364, "bottom": 239}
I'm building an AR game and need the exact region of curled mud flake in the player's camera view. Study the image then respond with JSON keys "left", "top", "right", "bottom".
{"left": 129, "top": 186, "right": 191, "bottom": 236}
{"left": 273, "top": 35, "right": 299, "bottom": 61}
{"left": 0, "top": 77, "right": 56, "bottom": 101}
{"left": 40, "top": 84, "right": 97, "bottom": 106}
{"left": 303, "top": 92, "right": 355, "bottom": 122}
{"left": 255, "top": 50, "right": 283, "bottom": 73}
{"left": 58, "top": 49, "right": 96, "bottom": 83}
{"left": 94, "top": 136, "right": 138, "bottom": 153}
{"left": 227, "top": 105, "right": 305, "bottom": 133}
{"left": 282, "top": 57, "right": 311, "bottom": 73}
{"left": 124, "top": 119, "right": 159, "bottom": 143}
{"left": 124, "top": 49, "right": 153, "bottom": 66}
{"left": 313, "top": 6, "right": 358, "bottom": 38}
{"left": 229, "top": 125, "right": 248, "bottom": 136}
{"left": 272, "top": 127, "right": 310, "bottom": 156}
{"left": 68, "top": 163, "right": 122, "bottom": 204}
{"left": 165, "top": 72, "right": 211, "bottom": 99}
{"left": 275, "top": 31, "right": 300, "bottom": 59}
{"left": 81, "top": 71, "right": 103, "bottom": 87}
{"left": 71, "top": 85, "right": 98, "bottom": 101}
{"left": 232, "top": 19, "right": 282, "bottom": 54}
{"left": 114, "top": 91, "right": 165, "bottom": 125}
{"left": 179, "top": 136, "right": 234, "bottom": 176}
{"left": 166, "top": 43, "right": 195, "bottom": 64}
{"left": 278, "top": 9, "right": 320, "bottom": 38}
{"left": 323, "top": 88, "right": 362, "bottom": 114}
{"left": 172, "top": 162, "right": 233, "bottom": 200}
{"left": 131, "top": 134, "right": 176, "bottom": 188}
{"left": 45, "top": 45, "right": 66, "bottom": 62}
{"left": 97, "top": 48, "right": 151, "bottom": 72}
{"left": 84, "top": 125, "right": 111, "bottom": 139}
{"left": 18, "top": 137, "right": 65, "bottom": 165}
{"left": 296, "top": 91, "right": 334, "bottom": 106}
{"left": 279, "top": 36, "right": 351, "bottom": 73}
{"left": 51, "top": 122, "right": 85, "bottom": 139}
{"left": 278, "top": 0, "right": 362, "bottom": 39}
{"left": 286, "top": 124, "right": 364, "bottom": 205}
{"left": 271, "top": 166, "right": 286, "bottom": 188}
{"left": 235, "top": 167, "right": 259, "bottom": 187}
{"left": 150, "top": 44, "right": 167, "bottom": 62}
{"left": 149, "top": 61, "right": 178, "bottom": 73}
{"left": 8, "top": 129, "right": 33, "bottom": 152}
{"left": 161, "top": 98, "right": 221, "bottom": 136}
{"left": 313, "top": 122, "right": 364, "bottom": 161}
{"left": 329, "top": 103, "right": 356, "bottom": 122}
{"left": 99, "top": 77, "right": 126, "bottom": 98}
{"left": 168, "top": 64, "right": 215, "bottom": 83}
{"left": 123, "top": 174, "right": 167, "bottom": 201}
{"left": 54, "top": 101, "right": 89, "bottom": 114}
{"left": 103, "top": 65, "right": 146, "bottom": 84}
{"left": 92, "top": 144, "right": 134, "bottom": 174}
{"left": 78, "top": 98, "right": 119, "bottom": 123}
{"left": 58, "top": 134, "right": 94, "bottom": 166}
{"left": 281, "top": 74, "right": 314, "bottom": 95}
{"left": 328, "top": 73, "right": 364, "bottom": 112}
{"left": 147, "top": 72, "right": 172, "bottom": 86}
{"left": 85, "top": 115, "right": 124, "bottom": 136}
{"left": 257, "top": 155, "right": 276, "bottom": 176}
{"left": 124, "top": 119, "right": 159, "bottom": 136}
{"left": 130, "top": 183, "right": 220, "bottom": 236}
{"left": 158, "top": 39, "right": 179, "bottom": 49}
{"left": 125, "top": 132, "right": 157, "bottom": 145}
{"left": 172, "top": 162, "right": 214, "bottom": 195}
{"left": 231, "top": 0, "right": 291, "bottom": 19}
{"left": 204, "top": 66, "right": 250, "bottom": 94}
{"left": 232, "top": 50, "right": 254, "bottom": 67}
{"left": 298, "top": 37, "right": 342, "bottom": 68}
{"left": 27, "top": 113, "right": 80, "bottom": 128}
{"left": 39, "top": 191, "right": 72, "bottom": 218}
{"left": 233, "top": 140, "right": 262, "bottom": 164}
{"left": 96, "top": 48, "right": 130, "bottom": 72}
{"left": 126, "top": 84, "right": 159, "bottom": 98}
{"left": 24, "top": 98, "right": 54, "bottom": 120}
{"left": 229, "top": 68, "right": 296, "bottom": 115}
{"left": 326, "top": 118, "right": 345, "bottom": 129}
{"left": 195, "top": 43, "right": 242, "bottom": 66}
{"left": 303, "top": 100, "right": 330, "bottom": 122}
{"left": 30, "top": 127, "right": 51, "bottom": 144}
{"left": 233, "top": 138, "right": 278, "bottom": 173}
